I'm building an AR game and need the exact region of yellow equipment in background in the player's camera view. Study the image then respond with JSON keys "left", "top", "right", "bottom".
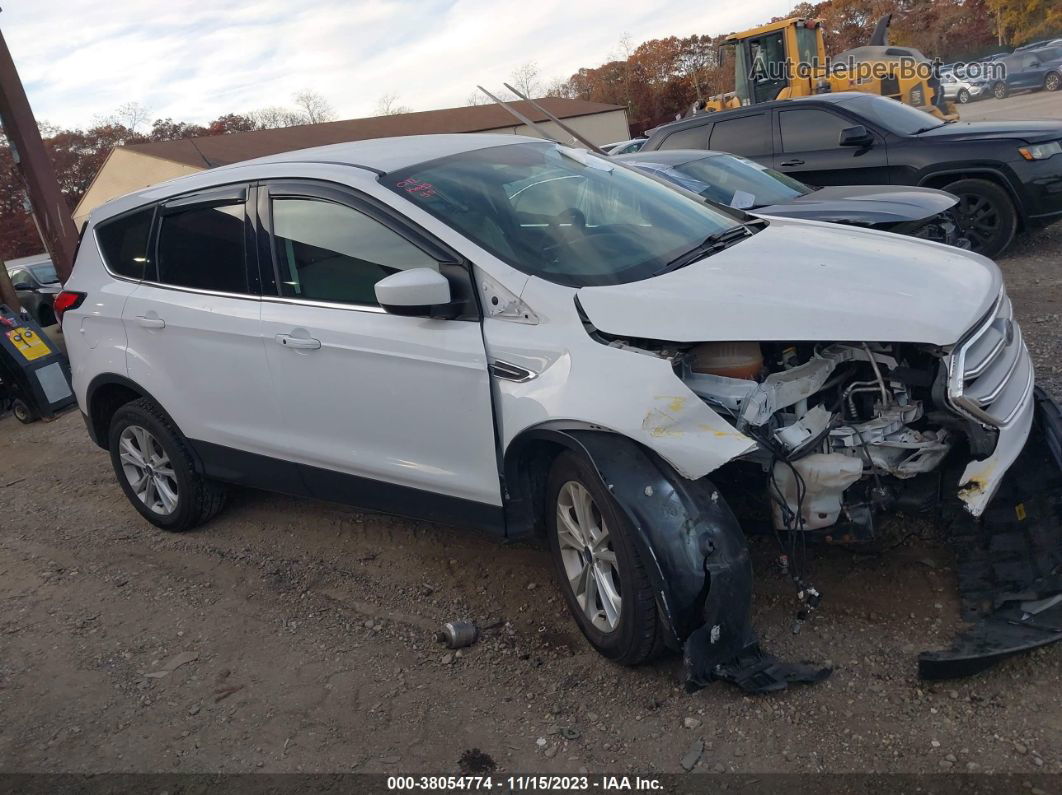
{"left": 703, "top": 15, "right": 957, "bottom": 120}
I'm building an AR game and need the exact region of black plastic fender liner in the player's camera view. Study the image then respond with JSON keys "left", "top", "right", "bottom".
{"left": 919, "top": 388, "right": 1062, "bottom": 679}
{"left": 560, "top": 430, "right": 756, "bottom": 660}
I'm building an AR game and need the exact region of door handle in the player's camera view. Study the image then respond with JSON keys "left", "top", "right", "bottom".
{"left": 779, "top": 159, "right": 805, "bottom": 167}
{"left": 135, "top": 315, "right": 166, "bottom": 329}
{"left": 275, "top": 333, "right": 321, "bottom": 350}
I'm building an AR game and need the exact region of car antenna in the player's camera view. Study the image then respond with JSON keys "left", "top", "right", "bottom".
{"left": 502, "top": 83, "right": 611, "bottom": 156}
{"left": 476, "top": 86, "right": 564, "bottom": 145}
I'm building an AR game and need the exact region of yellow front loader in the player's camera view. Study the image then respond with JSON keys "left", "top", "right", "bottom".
{"left": 703, "top": 15, "right": 957, "bottom": 120}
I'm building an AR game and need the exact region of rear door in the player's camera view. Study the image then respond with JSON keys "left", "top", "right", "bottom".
{"left": 122, "top": 184, "right": 283, "bottom": 461}
{"left": 704, "top": 111, "right": 773, "bottom": 163}
{"left": 773, "top": 106, "right": 891, "bottom": 186}
{"left": 255, "top": 180, "right": 502, "bottom": 525}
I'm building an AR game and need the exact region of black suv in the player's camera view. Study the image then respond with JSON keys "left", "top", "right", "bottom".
{"left": 641, "top": 92, "right": 1062, "bottom": 258}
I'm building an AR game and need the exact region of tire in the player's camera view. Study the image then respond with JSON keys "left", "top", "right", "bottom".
{"left": 945, "top": 178, "right": 1018, "bottom": 259}
{"left": 37, "top": 305, "right": 55, "bottom": 328}
{"left": 545, "top": 450, "right": 664, "bottom": 665}
{"left": 993, "top": 81, "right": 1008, "bottom": 99}
{"left": 957, "top": 88, "right": 971, "bottom": 104}
{"left": 1045, "top": 72, "right": 1061, "bottom": 92}
{"left": 108, "top": 397, "right": 226, "bottom": 532}
{"left": 12, "top": 398, "right": 37, "bottom": 424}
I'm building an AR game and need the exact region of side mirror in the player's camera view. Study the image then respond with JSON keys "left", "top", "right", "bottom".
{"left": 12, "top": 281, "right": 34, "bottom": 291}
{"left": 375, "top": 268, "right": 453, "bottom": 317}
{"left": 838, "top": 125, "right": 874, "bottom": 147}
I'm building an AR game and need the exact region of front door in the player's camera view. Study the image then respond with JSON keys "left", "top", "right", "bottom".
{"left": 773, "top": 106, "right": 891, "bottom": 186}
{"left": 255, "top": 181, "right": 503, "bottom": 528}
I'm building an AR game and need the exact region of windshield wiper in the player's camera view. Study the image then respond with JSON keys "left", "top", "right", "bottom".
{"left": 656, "top": 224, "right": 754, "bottom": 275}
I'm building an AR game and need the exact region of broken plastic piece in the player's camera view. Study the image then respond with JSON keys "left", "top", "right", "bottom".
{"left": 919, "top": 389, "right": 1062, "bottom": 679}
{"left": 686, "top": 640, "right": 832, "bottom": 694}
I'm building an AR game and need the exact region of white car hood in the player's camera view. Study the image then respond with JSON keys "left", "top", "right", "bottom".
{"left": 577, "top": 218, "right": 1000, "bottom": 346}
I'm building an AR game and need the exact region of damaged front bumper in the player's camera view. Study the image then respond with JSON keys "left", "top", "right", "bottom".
{"left": 919, "top": 387, "right": 1062, "bottom": 679}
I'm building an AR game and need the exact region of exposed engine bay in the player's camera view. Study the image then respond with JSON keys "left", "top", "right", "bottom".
{"left": 679, "top": 340, "right": 962, "bottom": 539}
{"left": 592, "top": 332, "right": 1062, "bottom": 690}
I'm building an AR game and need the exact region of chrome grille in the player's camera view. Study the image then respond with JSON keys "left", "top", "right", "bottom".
{"left": 947, "top": 290, "right": 1034, "bottom": 428}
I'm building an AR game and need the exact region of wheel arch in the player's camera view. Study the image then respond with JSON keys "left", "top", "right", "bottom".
{"left": 85, "top": 374, "right": 190, "bottom": 460}
{"left": 917, "top": 167, "right": 1026, "bottom": 225}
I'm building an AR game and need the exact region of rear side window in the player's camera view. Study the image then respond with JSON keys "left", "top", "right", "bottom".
{"left": 708, "top": 114, "right": 770, "bottom": 157}
{"left": 95, "top": 208, "right": 153, "bottom": 280}
{"left": 659, "top": 125, "right": 709, "bottom": 150}
{"left": 271, "top": 198, "right": 437, "bottom": 306}
{"left": 156, "top": 204, "right": 247, "bottom": 294}
{"left": 779, "top": 108, "right": 853, "bottom": 151}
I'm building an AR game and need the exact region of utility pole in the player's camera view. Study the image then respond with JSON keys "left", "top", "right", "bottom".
{"left": 0, "top": 14, "right": 78, "bottom": 282}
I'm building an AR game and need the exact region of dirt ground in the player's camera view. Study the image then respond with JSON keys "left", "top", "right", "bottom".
{"left": 2, "top": 224, "right": 1062, "bottom": 778}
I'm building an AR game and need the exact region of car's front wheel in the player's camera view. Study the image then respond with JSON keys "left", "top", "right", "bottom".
{"left": 1045, "top": 72, "right": 1061, "bottom": 92}
{"left": 108, "top": 398, "right": 226, "bottom": 531}
{"left": 546, "top": 450, "right": 664, "bottom": 665}
{"left": 957, "top": 88, "right": 971, "bottom": 104}
{"left": 993, "top": 81, "right": 1008, "bottom": 99}
{"left": 945, "top": 178, "right": 1017, "bottom": 259}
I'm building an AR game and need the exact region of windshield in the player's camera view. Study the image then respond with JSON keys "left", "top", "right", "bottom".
{"left": 839, "top": 95, "right": 945, "bottom": 135}
{"left": 664, "top": 154, "right": 812, "bottom": 208}
{"left": 29, "top": 263, "right": 58, "bottom": 284}
{"left": 385, "top": 142, "right": 746, "bottom": 287}
{"left": 1038, "top": 47, "right": 1062, "bottom": 61}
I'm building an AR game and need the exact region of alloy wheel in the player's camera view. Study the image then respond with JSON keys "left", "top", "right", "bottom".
{"left": 993, "top": 82, "right": 1007, "bottom": 99}
{"left": 555, "top": 481, "right": 622, "bottom": 633}
{"left": 1046, "top": 73, "right": 1061, "bottom": 92}
{"left": 955, "top": 192, "right": 1000, "bottom": 252}
{"left": 119, "top": 425, "right": 179, "bottom": 515}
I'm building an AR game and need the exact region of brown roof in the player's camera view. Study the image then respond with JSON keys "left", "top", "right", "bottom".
{"left": 123, "top": 98, "right": 625, "bottom": 169}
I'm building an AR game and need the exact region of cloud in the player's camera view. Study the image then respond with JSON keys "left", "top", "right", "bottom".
{"left": 3, "top": 0, "right": 796, "bottom": 127}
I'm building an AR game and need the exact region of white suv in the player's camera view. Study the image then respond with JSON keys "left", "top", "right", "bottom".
{"left": 61, "top": 134, "right": 1061, "bottom": 688}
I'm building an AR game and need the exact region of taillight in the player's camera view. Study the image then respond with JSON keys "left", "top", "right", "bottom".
{"left": 53, "top": 291, "right": 86, "bottom": 324}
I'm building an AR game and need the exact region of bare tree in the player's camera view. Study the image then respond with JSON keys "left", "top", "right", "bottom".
{"left": 543, "top": 77, "right": 572, "bottom": 99}
{"left": 465, "top": 90, "right": 490, "bottom": 106}
{"left": 292, "top": 90, "right": 335, "bottom": 124}
{"left": 509, "top": 62, "right": 541, "bottom": 98}
{"left": 375, "top": 93, "right": 411, "bottom": 116}
{"left": 247, "top": 106, "right": 304, "bottom": 129}
{"left": 95, "top": 101, "right": 152, "bottom": 132}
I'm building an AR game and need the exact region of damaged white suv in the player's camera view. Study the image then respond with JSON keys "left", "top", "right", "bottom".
{"left": 61, "top": 135, "right": 1062, "bottom": 691}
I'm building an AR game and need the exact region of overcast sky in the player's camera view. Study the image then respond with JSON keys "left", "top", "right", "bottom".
{"left": 3, "top": 0, "right": 795, "bottom": 129}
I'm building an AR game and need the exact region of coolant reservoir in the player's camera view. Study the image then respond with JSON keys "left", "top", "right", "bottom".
{"left": 689, "top": 342, "right": 763, "bottom": 380}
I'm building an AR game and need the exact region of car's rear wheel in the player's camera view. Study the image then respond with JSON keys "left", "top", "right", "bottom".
{"left": 957, "top": 88, "right": 971, "bottom": 104}
{"left": 108, "top": 398, "right": 226, "bottom": 531}
{"left": 546, "top": 450, "right": 664, "bottom": 665}
{"left": 993, "top": 81, "right": 1008, "bottom": 99}
{"left": 945, "top": 178, "right": 1017, "bottom": 259}
{"left": 1045, "top": 72, "right": 1061, "bottom": 92}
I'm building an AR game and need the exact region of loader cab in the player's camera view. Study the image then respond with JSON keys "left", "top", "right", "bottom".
{"left": 730, "top": 18, "right": 828, "bottom": 106}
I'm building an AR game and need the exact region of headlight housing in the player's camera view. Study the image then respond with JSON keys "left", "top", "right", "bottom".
{"left": 1018, "top": 141, "right": 1062, "bottom": 160}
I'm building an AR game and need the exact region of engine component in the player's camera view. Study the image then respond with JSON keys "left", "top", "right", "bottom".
{"left": 689, "top": 341, "right": 763, "bottom": 380}
{"left": 771, "top": 453, "right": 863, "bottom": 531}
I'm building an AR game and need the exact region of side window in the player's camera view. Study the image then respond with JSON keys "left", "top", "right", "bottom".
{"left": 8, "top": 269, "right": 28, "bottom": 287}
{"left": 156, "top": 204, "right": 247, "bottom": 294}
{"left": 271, "top": 198, "right": 437, "bottom": 307}
{"left": 95, "top": 208, "right": 154, "bottom": 280}
{"left": 708, "top": 115, "right": 770, "bottom": 157}
{"left": 779, "top": 109, "right": 854, "bottom": 152}
{"left": 659, "top": 125, "right": 709, "bottom": 150}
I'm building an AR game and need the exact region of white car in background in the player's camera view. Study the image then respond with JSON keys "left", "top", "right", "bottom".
{"left": 940, "top": 70, "right": 989, "bottom": 103}
{"left": 58, "top": 134, "right": 1062, "bottom": 691}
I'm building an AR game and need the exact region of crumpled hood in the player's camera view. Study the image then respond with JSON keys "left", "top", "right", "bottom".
{"left": 577, "top": 217, "right": 1000, "bottom": 346}
{"left": 754, "top": 185, "right": 957, "bottom": 225}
